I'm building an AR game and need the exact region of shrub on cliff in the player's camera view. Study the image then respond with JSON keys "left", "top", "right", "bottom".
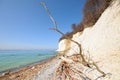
{"left": 60, "top": 0, "right": 112, "bottom": 40}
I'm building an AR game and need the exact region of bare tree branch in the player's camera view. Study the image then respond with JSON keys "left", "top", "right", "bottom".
{"left": 40, "top": 2, "right": 57, "bottom": 29}
{"left": 40, "top": 2, "right": 108, "bottom": 79}
{"left": 40, "top": 2, "right": 84, "bottom": 60}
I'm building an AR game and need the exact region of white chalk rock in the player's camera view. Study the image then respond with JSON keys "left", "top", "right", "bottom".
{"left": 57, "top": 0, "right": 120, "bottom": 79}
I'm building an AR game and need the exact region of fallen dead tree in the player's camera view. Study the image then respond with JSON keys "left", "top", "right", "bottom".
{"left": 40, "top": 2, "right": 111, "bottom": 80}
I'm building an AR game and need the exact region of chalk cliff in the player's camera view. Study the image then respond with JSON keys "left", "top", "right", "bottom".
{"left": 57, "top": 0, "right": 120, "bottom": 80}
{"left": 0, "top": 0, "right": 120, "bottom": 80}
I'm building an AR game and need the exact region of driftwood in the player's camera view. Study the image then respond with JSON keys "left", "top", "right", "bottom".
{"left": 40, "top": 2, "right": 110, "bottom": 80}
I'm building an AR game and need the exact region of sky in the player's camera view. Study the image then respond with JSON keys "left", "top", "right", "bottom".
{"left": 0, "top": 0, "right": 86, "bottom": 50}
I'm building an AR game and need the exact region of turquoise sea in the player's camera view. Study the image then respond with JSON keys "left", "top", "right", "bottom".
{"left": 0, "top": 50, "right": 57, "bottom": 72}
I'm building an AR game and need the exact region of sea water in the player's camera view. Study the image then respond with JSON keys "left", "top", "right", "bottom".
{"left": 0, "top": 50, "right": 57, "bottom": 72}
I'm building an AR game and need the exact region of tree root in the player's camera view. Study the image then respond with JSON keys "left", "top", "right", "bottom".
{"left": 56, "top": 54, "right": 110, "bottom": 80}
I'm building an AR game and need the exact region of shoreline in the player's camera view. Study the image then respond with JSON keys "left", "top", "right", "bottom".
{"left": 0, "top": 56, "right": 53, "bottom": 75}
{"left": 0, "top": 55, "right": 59, "bottom": 79}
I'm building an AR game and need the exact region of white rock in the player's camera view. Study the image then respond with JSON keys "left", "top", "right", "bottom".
{"left": 57, "top": 0, "right": 120, "bottom": 79}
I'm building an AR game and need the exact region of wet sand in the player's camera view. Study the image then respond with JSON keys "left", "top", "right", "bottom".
{"left": 0, "top": 56, "right": 61, "bottom": 80}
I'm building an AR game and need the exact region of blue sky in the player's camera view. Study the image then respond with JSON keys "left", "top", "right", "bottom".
{"left": 0, "top": 0, "right": 85, "bottom": 50}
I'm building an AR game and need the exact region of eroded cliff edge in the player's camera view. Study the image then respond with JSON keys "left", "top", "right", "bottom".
{"left": 57, "top": 0, "right": 120, "bottom": 80}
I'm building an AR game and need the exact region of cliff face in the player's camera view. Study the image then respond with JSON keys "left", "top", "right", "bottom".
{"left": 1, "top": 0, "right": 120, "bottom": 80}
{"left": 57, "top": 0, "right": 120, "bottom": 80}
